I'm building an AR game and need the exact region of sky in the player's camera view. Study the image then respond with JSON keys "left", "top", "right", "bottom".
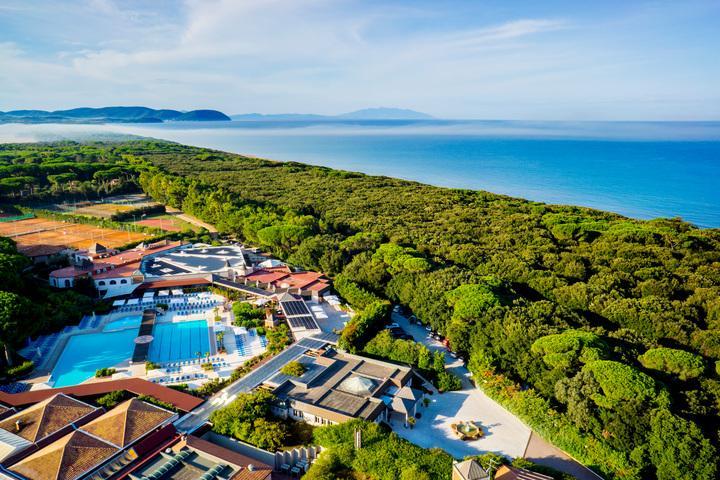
{"left": 0, "top": 0, "right": 719, "bottom": 120}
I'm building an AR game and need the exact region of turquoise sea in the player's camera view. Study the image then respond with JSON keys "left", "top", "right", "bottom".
{"left": 2, "top": 120, "right": 719, "bottom": 227}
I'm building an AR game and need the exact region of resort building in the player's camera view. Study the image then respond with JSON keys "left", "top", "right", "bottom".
{"left": 1, "top": 397, "right": 177, "bottom": 480}
{"left": 265, "top": 347, "right": 423, "bottom": 427}
{"left": 276, "top": 293, "right": 322, "bottom": 341}
{"left": 452, "top": 459, "right": 491, "bottom": 480}
{"left": 243, "top": 266, "right": 331, "bottom": 301}
{"left": 127, "top": 434, "right": 273, "bottom": 480}
{"left": 49, "top": 240, "right": 184, "bottom": 294}
{"left": 0, "top": 394, "right": 100, "bottom": 464}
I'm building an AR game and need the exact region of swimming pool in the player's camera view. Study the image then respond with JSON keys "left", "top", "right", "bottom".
{"left": 50, "top": 319, "right": 211, "bottom": 387}
{"left": 103, "top": 315, "right": 142, "bottom": 332}
{"left": 50, "top": 328, "right": 138, "bottom": 387}
{"left": 148, "top": 320, "right": 210, "bottom": 362}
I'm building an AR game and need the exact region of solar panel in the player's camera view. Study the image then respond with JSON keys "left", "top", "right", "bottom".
{"left": 281, "top": 300, "right": 311, "bottom": 316}
{"left": 288, "top": 315, "right": 319, "bottom": 330}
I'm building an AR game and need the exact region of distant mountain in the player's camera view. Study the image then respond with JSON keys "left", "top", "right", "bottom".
{"left": 337, "top": 107, "right": 434, "bottom": 120}
{"left": 230, "top": 107, "right": 433, "bottom": 121}
{"left": 0, "top": 106, "right": 231, "bottom": 124}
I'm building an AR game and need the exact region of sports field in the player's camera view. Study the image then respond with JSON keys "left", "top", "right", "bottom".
{"left": 135, "top": 214, "right": 195, "bottom": 232}
{"left": 0, "top": 217, "right": 149, "bottom": 252}
{"left": 71, "top": 203, "right": 135, "bottom": 218}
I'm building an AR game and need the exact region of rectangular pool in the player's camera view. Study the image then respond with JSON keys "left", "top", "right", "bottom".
{"left": 50, "top": 319, "right": 211, "bottom": 387}
{"left": 148, "top": 320, "right": 210, "bottom": 363}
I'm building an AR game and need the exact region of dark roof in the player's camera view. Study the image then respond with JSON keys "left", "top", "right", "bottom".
{"left": 0, "top": 379, "right": 203, "bottom": 413}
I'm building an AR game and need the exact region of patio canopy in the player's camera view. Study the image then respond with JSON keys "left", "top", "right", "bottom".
{"left": 142, "top": 292, "right": 155, "bottom": 300}
{"left": 112, "top": 299, "right": 126, "bottom": 307}
{"left": 126, "top": 298, "right": 139, "bottom": 305}
{"left": 171, "top": 289, "right": 184, "bottom": 296}
{"left": 158, "top": 290, "right": 170, "bottom": 297}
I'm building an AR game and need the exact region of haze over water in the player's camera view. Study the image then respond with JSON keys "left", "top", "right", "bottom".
{"left": 2, "top": 120, "right": 719, "bottom": 228}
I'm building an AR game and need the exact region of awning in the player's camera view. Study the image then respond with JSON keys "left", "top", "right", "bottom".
{"left": 126, "top": 298, "right": 139, "bottom": 305}
{"left": 158, "top": 290, "right": 170, "bottom": 297}
{"left": 143, "top": 292, "right": 155, "bottom": 300}
{"left": 171, "top": 289, "right": 184, "bottom": 296}
{"left": 112, "top": 299, "right": 126, "bottom": 307}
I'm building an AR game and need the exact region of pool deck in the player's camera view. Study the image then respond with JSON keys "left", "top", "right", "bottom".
{"left": 21, "top": 292, "right": 263, "bottom": 391}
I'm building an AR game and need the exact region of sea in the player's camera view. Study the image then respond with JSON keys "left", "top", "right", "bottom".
{"left": 1, "top": 120, "right": 719, "bottom": 228}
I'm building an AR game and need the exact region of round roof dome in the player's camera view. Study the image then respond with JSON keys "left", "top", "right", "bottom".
{"left": 339, "top": 376, "right": 376, "bottom": 396}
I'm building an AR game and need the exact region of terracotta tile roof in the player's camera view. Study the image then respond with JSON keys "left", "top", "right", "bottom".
{"left": 0, "top": 379, "right": 203, "bottom": 413}
{"left": 8, "top": 430, "right": 118, "bottom": 480}
{"left": 92, "top": 261, "right": 142, "bottom": 279}
{"left": 245, "top": 269, "right": 291, "bottom": 284}
{"left": 48, "top": 266, "right": 90, "bottom": 279}
{"left": 0, "top": 394, "right": 96, "bottom": 444}
{"left": 494, "top": 465, "right": 554, "bottom": 480}
{"left": 81, "top": 398, "right": 174, "bottom": 448}
{"left": 185, "top": 436, "right": 272, "bottom": 480}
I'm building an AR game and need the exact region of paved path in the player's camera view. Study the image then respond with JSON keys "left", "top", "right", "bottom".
{"left": 524, "top": 432, "right": 604, "bottom": 480}
{"left": 392, "top": 312, "right": 531, "bottom": 459}
{"left": 393, "top": 312, "right": 604, "bottom": 479}
{"left": 165, "top": 207, "right": 218, "bottom": 235}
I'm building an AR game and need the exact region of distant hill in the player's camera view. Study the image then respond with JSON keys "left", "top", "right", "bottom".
{"left": 231, "top": 107, "right": 433, "bottom": 121}
{"left": 0, "top": 106, "right": 231, "bottom": 124}
{"left": 337, "top": 107, "right": 433, "bottom": 120}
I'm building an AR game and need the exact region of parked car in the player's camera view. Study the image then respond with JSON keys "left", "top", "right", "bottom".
{"left": 424, "top": 325, "right": 432, "bottom": 332}
{"left": 385, "top": 322, "right": 400, "bottom": 329}
{"left": 399, "top": 334, "right": 414, "bottom": 340}
{"left": 409, "top": 315, "right": 418, "bottom": 324}
{"left": 392, "top": 305, "right": 400, "bottom": 313}
{"left": 390, "top": 327, "right": 405, "bottom": 337}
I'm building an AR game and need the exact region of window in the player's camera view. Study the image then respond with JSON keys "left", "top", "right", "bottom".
{"left": 120, "top": 279, "right": 127, "bottom": 284}
{"left": 64, "top": 279, "right": 71, "bottom": 288}
{"left": 98, "top": 281, "right": 106, "bottom": 286}
{"left": 109, "top": 280, "right": 117, "bottom": 285}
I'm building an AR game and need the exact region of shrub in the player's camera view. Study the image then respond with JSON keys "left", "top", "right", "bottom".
{"left": 334, "top": 274, "right": 383, "bottom": 309}
{"left": 531, "top": 330, "right": 608, "bottom": 370}
{"left": 338, "top": 301, "right": 390, "bottom": 353}
{"left": 210, "top": 390, "right": 287, "bottom": 450}
{"left": 5, "top": 360, "right": 34, "bottom": 378}
{"left": 281, "top": 360, "right": 306, "bottom": 377}
{"left": 436, "top": 371, "right": 462, "bottom": 392}
{"left": 145, "top": 361, "right": 161, "bottom": 372}
{"left": 582, "top": 360, "right": 662, "bottom": 409}
{"left": 96, "top": 390, "right": 127, "bottom": 409}
{"left": 233, "top": 302, "right": 264, "bottom": 328}
{"left": 137, "top": 394, "right": 177, "bottom": 412}
{"left": 95, "top": 367, "right": 117, "bottom": 378}
{"left": 638, "top": 347, "right": 705, "bottom": 380}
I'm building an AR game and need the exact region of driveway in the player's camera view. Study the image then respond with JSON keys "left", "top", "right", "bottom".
{"left": 391, "top": 312, "right": 532, "bottom": 459}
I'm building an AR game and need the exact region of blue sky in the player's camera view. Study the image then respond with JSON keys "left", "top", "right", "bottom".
{"left": 0, "top": 0, "right": 718, "bottom": 119}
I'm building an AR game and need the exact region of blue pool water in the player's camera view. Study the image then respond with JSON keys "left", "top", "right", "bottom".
{"left": 148, "top": 320, "right": 210, "bottom": 363}
{"left": 51, "top": 328, "right": 138, "bottom": 387}
{"left": 103, "top": 316, "right": 142, "bottom": 332}
{"left": 50, "top": 319, "right": 210, "bottom": 387}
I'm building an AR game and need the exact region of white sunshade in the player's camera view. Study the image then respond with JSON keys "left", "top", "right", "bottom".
{"left": 158, "top": 290, "right": 170, "bottom": 297}
{"left": 126, "top": 298, "right": 139, "bottom": 305}
{"left": 171, "top": 289, "right": 184, "bottom": 296}
{"left": 188, "top": 297, "right": 201, "bottom": 304}
{"left": 234, "top": 326, "right": 248, "bottom": 335}
{"left": 143, "top": 292, "right": 155, "bottom": 300}
{"left": 112, "top": 299, "right": 126, "bottom": 307}
{"left": 170, "top": 298, "right": 185, "bottom": 305}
